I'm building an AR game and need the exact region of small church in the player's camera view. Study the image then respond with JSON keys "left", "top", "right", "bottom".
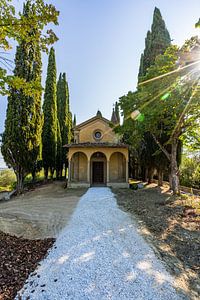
{"left": 65, "top": 110, "right": 129, "bottom": 188}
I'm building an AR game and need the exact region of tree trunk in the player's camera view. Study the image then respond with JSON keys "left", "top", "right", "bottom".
{"left": 60, "top": 167, "right": 63, "bottom": 179}
{"left": 50, "top": 167, "right": 54, "bottom": 180}
{"left": 44, "top": 168, "right": 48, "bottom": 181}
{"left": 144, "top": 168, "right": 148, "bottom": 182}
{"left": 170, "top": 140, "right": 180, "bottom": 195}
{"left": 32, "top": 171, "right": 36, "bottom": 183}
{"left": 148, "top": 167, "right": 154, "bottom": 184}
{"left": 169, "top": 173, "right": 172, "bottom": 189}
{"left": 56, "top": 168, "right": 60, "bottom": 180}
{"left": 15, "top": 168, "right": 25, "bottom": 194}
{"left": 64, "top": 162, "right": 67, "bottom": 180}
{"left": 158, "top": 169, "right": 163, "bottom": 186}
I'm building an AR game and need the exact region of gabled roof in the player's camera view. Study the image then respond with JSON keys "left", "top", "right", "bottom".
{"left": 74, "top": 114, "right": 111, "bottom": 130}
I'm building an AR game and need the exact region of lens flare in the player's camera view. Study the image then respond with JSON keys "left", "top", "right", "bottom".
{"left": 130, "top": 110, "right": 140, "bottom": 120}
{"left": 161, "top": 92, "right": 170, "bottom": 100}
{"left": 136, "top": 113, "right": 145, "bottom": 122}
{"left": 130, "top": 110, "right": 145, "bottom": 122}
{"left": 138, "top": 60, "right": 200, "bottom": 86}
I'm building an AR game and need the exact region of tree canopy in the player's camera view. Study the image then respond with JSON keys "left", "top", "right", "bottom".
{"left": 138, "top": 7, "right": 171, "bottom": 79}
{"left": 42, "top": 47, "right": 58, "bottom": 179}
{"left": 1, "top": 0, "right": 43, "bottom": 192}
{"left": 0, "top": 0, "right": 59, "bottom": 95}
{"left": 119, "top": 37, "right": 200, "bottom": 193}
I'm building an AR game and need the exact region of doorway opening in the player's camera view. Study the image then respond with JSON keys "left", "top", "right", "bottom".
{"left": 90, "top": 152, "right": 106, "bottom": 186}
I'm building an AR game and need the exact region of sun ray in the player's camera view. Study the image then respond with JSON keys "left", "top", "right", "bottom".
{"left": 138, "top": 60, "right": 200, "bottom": 86}
{"left": 101, "top": 66, "right": 199, "bottom": 140}
{"left": 126, "top": 68, "right": 197, "bottom": 121}
{"left": 170, "top": 76, "right": 200, "bottom": 140}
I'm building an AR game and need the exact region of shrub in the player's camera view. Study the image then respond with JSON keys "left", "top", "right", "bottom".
{"left": 0, "top": 169, "right": 16, "bottom": 191}
{"left": 180, "top": 155, "right": 200, "bottom": 189}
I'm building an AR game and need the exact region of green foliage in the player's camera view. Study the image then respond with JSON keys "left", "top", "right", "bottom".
{"left": 0, "top": 0, "right": 59, "bottom": 94}
{"left": 73, "top": 114, "right": 77, "bottom": 127}
{"left": 182, "top": 126, "right": 200, "bottom": 151}
{"left": 119, "top": 36, "right": 200, "bottom": 193}
{"left": 138, "top": 7, "right": 171, "bottom": 79}
{"left": 1, "top": 1, "right": 43, "bottom": 192}
{"left": 129, "top": 182, "right": 138, "bottom": 190}
{"left": 115, "top": 102, "right": 120, "bottom": 123}
{"left": 195, "top": 18, "right": 200, "bottom": 28}
{"left": 42, "top": 47, "right": 57, "bottom": 178}
{"left": 180, "top": 155, "right": 200, "bottom": 188}
{"left": 131, "top": 7, "right": 172, "bottom": 182}
{"left": 56, "top": 119, "right": 62, "bottom": 178}
{"left": 56, "top": 72, "right": 72, "bottom": 177}
{"left": 0, "top": 169, "right": 16, "bottom": 191}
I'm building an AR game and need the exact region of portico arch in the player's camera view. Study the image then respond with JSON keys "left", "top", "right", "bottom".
{"left": 70, "top": 152, "right": 88, "bottom": 182}
{"left": 90, "top": 152, "right": 107, "bottom": 186}
{"left": 109, "top": 152, "right": 126, "bottom": 182}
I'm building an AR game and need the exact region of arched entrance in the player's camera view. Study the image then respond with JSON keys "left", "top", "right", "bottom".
{"left": 71, "top": 152, "right": 88, "bottom": 182}
{"left": 90, "top": 152, "right": 107, "bottom": 186}
{"left": 109, "top": 152, "right": 126, "bottom": 182}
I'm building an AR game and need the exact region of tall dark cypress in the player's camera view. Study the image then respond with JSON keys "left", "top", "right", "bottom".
{"left": 42, "top": 47, "right": 57, "bottom": 179}
{"left": 56, "top": 119, "right": 62, "bottom": 179}
{"left": 56, "top": 72, "right": 72, "bottom": 177}
{"left": 115, "top": 101, "right": 120, "bottom": 124}
{"left": 138, "top": 7, "right": 171, "bottom": 79}
{"left": 73, "top": 114, "right": 77, "bottom": 127}
{"left": 1, "top": 0, "right": 42, "bottom": 192}
{"left": 137, "top": 7, "right": 172, "bottom": 183}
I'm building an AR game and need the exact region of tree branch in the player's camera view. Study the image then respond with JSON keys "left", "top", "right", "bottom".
{"left": 151, "top": 133, "right": 171, "bottom": 161}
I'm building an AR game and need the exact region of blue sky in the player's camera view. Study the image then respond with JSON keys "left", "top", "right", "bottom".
{"left": 0, "top": 0, "right": 200, "bottom": 167}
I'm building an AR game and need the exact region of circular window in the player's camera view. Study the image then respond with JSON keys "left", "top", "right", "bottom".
{"left": 94, "top": 130, "right": 102, "bottom": 140}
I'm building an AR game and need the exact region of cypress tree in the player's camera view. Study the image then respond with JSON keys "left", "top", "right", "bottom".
{"left": 56, "top": 119, "right": 62, "bottom": 179}
{"left": 137, "top": 7, "right": 171, "bottom": 183}
{"left": 67, "top": 111, "right": 73, "bottom": 144}
{"left": 138, "top": 7, "right": 171, "bottom": 79}
{"left": 1, "top": 1, "right": 42, "bottom": 192}
{"left": 56, "top": 72, "right": 72, "bottom": 177}
{"left": 73, "top": 114, "right": 77, "bottom": 127}
{"left": 138, "top": 31, "right": 152, "bottom": 78}
{"left": 115, "top": 101, "right": 120, "bottom": 124}
{"left": 42, "top": 47, "right": 57, "bottom": 179}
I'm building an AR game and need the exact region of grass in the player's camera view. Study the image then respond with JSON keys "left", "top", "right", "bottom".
{"left": 0, "top": 169, "right": 68, "bottom": 192}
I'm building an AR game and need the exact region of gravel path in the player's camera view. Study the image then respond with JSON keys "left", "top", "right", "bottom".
{"left": 16, "top": 188, "right": 185, "bottom": 300}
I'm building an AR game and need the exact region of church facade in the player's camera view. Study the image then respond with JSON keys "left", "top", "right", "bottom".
{"left": 65, "top": 111, "right": 129, "bottom": 188}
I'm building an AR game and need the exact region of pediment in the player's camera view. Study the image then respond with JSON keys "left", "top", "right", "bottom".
{"left": 74, "top": 116, "right": 111, "bottom": 131}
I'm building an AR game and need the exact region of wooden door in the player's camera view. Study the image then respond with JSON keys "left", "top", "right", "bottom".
{"left": 92, "top": 162, "right": 104, "bottom": 184}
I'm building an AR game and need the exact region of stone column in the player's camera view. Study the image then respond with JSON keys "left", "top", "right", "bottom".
{"left": 68, "top": 159, "right": 71, "bottom": 183}
{"left": 107, "top": 160, "right": 110, "bottom": 184}
{"left": 87, "top": 159, "right": 90, "bottom": 184}
{"left": 126, "top": 160, "right": 129, "bottom": 183}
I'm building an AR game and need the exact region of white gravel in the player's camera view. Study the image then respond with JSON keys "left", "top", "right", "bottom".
{"left": 16, "top": 187, "right": 185, "bottom": 300}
